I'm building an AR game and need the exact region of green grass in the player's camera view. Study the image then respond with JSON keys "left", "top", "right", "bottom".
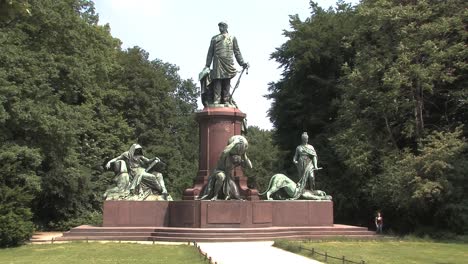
{"left": 0, "top": 242, "right": 206, "bottom": 264}
{"left": 275, "top": 238, "right": 468, "bottom": 264}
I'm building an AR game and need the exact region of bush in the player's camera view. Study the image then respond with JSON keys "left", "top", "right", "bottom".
{"left": 48, "top": 211, "right": 103, "bottom": 231}
{"left": 0, "top": 211, "right": 34, "bottom": 247}
{"left": 0, "top": 184, "right": 35, "bottom": 247}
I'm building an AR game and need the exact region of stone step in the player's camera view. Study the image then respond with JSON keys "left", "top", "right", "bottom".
{"left": 68, "top": 225, "right": 369, "bottom": 233}
{"left": 56, "top": 234, "right": 377, "bottom": 242}
{"left": 59, "top": 224, "right": 376, "bottom": 242}
{"left": 63, "top": 232, "right": 154, "bottom": 237}
{"left": 152, "top": 230, "right": 375, "bottom": 238}
{"left": 63, "top": 230, "right": 373, "bottom": 238}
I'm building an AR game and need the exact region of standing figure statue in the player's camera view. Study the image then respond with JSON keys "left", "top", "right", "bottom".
{"left": 200, "top": 21, "right": 249, "bottom": 106}
{"left": 293, "top": 132, "right": 319, "bottom": 191}
{"left": 260, "top": 132, "right": 330, "bottom": 201}
{"left": 200, "top": 135, "right": 252, "bottom": 200}
{"left": 104, "top": 143, "right": 170, "bottom": 201}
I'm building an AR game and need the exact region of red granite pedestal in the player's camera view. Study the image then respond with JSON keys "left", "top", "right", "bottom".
{"left": 99, "top": 199, "right": 344, "bottom": 241}
{"left": 183, "top": 107, "right": 258, "bottom": 200}
{"left": 103, "top": 200, "right": 333, "bottom": 228}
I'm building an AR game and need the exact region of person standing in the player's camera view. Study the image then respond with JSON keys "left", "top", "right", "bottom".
{"left": 204, "top": 21, "right": 249, "bottom": 105}
{"left": 375, "top": 211, "right": 384, "bottom": 234}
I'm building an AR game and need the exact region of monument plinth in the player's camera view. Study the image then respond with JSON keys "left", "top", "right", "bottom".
{"left": 183, "top": 107, "right": 258, "bottom": 200}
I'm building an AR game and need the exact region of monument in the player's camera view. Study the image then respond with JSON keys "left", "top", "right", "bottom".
{"left": 182, "top": 21, "right": 257, "bottom": 200}
{"left": 84, "top": 22, "right": 363, "bottom": 241}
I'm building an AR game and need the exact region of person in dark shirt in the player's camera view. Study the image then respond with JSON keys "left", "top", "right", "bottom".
{"left": 375, "top": 211, "right": 383, "bottom": 234}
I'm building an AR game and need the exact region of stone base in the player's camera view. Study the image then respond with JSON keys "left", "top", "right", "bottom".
{"left": 183, "top": 107, "right": 259, "bottom": 200}
{"left": 103, "top": 201, "right": 170, "bottom": 227}
{"left": 103, "top": 200, "right": 333, "bottom": 228}
{"left": 60, "top": 224, "right": 377, "bottom": 242}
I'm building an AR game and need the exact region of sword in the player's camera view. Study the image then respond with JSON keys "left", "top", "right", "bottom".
{"left": 228, "top": 65, "right": 249, "bottom": 103}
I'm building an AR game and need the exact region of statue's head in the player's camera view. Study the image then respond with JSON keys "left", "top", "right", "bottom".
{"left": 218, "top": 21, "right": 228, "bottom": 33}
{"left": 134, "top": 147, "right": 143, "bottom": 156}
{"left": 301, "top": 132, "right": 309, "bottom": 144}
{"left": 129, "top": 143, "right": 144, "bottom": 158}
{"left": 227, "top": 135, "right": 248, "bottom": 155}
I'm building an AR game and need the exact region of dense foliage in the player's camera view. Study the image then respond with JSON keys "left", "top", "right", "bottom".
{"left": 244, "top": 126, "right": 286, "bottom": 192}
{"left": 268, "top": 0, "right": 467, "bottom": 235}
{"left": 0, "top": 0, "right": 198, "bottom": 246}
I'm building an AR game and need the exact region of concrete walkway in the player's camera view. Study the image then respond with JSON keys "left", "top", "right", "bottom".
{"left": 30, "top": 232, "right": 63, "bottom": 243}
{"left": 197, "top": 241, "right": 322, "bottom": 264}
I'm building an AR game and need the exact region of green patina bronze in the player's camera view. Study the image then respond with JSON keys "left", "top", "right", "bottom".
{"left": 260, "top": 132, "right": 331, "bottom": 200}
{"left": 293, "top": 132, "right": 318, "bottom": 191}
{"left": 200, "top": 22, "right": 249, "bottom": 107}
{"left": 199, "top": 135, "right": 252, "bottom": 200}
{"left": 103, "top": 143, "right": 173, "bottom": 201}
{"left": 260, "top": 173, "right": 332, "bottom": 200}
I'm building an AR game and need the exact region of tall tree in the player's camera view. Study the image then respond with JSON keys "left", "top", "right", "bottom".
{"left": 244, "top": 127, "right": 286, "bottom": 193}
{"left": 333, "top": 0, "right": 468, "bottom": 233}
{"left": 268, "top": 0, "right": 468, "bottom": 234}
{"left": 0, "top": 0, "right": 199, "bottom": 240}
{"left": 267, "top": 1, "right": 363, "bottom": 223}
{"left": 109, "top": 47, "right": 199, "bottom": 199}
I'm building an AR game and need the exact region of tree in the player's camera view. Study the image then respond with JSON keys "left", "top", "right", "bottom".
{"left": 333, "top": 0, "right": 468, "bottom": 233}
{"left": 367, "top": 128, "right": 468, "bottom": 233}
{"left": 268, "top": 0, "right": 468, "bottom": 234}
{"left": 108, "top": 47, "right": 199, "bottom": 199}
{"left": 244, "top": 127, "right": 286, "bottom": 193}
{"left": 267, "top": 1, "right": 364, "bottom": 223}
{"left": 0, "top": 145, "right": 41, "bottom": 246}
{"left": 268, "top": 1, "right": 357, "bottom": 151}
{"left": 0, "top": 0, "right": 199, "bottom": 239}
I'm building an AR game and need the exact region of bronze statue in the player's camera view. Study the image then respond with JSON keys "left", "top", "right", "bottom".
{"left": 103, "top": 160, "right": 131, "bottom": 200}
{"left": 200, "top": 22, "right": 249, "bottom": 106}
{"left": 104, "top": 144, "right": 172, "bottom": 201}
{"left": 259, "top": 132, "right": 331, "bottom": 201}
{"left": 293, "top": 132, "right": 319, "bottom": 190}
{"left": 199, "top": 135, "right": 252, "bottom": 200}
{"left": 260, "top": 173, "right": 331, "bottom": 200}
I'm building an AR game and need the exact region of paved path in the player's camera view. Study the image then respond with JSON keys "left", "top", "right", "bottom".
{"left": 30, "top": 232, "right": 63, "bottom": 243}
{"left": 197, "top": 241, "right": 322, "bottom": 264}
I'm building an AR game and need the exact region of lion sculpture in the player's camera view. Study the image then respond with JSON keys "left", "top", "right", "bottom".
{"left": 260, "top": 173, "right": 332, "bottom": 201}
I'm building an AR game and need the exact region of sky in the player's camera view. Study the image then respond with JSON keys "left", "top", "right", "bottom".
{"left": 94, "top": 0, "right": 359, "bottom": 130}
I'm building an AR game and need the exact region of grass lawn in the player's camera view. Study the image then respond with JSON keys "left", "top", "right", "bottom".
{"left": 275, "top": 238, "right": 468, "bottom": 264}
{"left": 0, "top": 242, "right": 206, "bottom": 264}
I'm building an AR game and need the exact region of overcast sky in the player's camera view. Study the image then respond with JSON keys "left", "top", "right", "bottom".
{"left": 94, "top": 0, "right": 359, "bottom": 130}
